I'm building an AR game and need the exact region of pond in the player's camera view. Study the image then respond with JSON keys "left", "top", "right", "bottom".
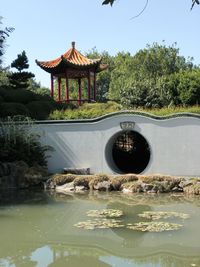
{"left": 0, "top": 190, "right": 200, "bottom": 267}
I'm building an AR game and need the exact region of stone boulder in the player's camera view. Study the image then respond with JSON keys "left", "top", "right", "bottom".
{"left": 93, "top": 180, "right": 112, "bottom": 191}
{"left": 183, "top": 181, "right": 200, "bottom": 195}
{"left": 56, "top": 181, "right": 75, "bottom": 193}
{"left": 55, "top": 181, "right": 88, "bottom": 193}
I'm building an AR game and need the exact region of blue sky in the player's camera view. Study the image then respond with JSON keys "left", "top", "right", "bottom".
{"left": 1, "top": 0, "right": 200, "bottom": 88}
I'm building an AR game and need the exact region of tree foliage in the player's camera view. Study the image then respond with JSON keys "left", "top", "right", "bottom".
{"left": 177, "top": 69, "right": 200, "bottom": 105}
{"left": 86, "top": 48, "right": 115, "bottom": 101}
{"left": 0, "top": 17, "right": 14, "bottom": 68}
{"left": 9, "top": 50, "right": 35, "bottom": 89}
{"left": 52, "top": 43, "right": 200, "bottom": 108}
{"left": 11, "top": 50, "right": 29, "bottom": 72}
{"left": 108, "top": 42, "right": 198, "bottom": 108}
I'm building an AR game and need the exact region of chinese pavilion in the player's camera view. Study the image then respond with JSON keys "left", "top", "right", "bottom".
{"left": 36, "top": 42, "right": 107, "bottom": 105}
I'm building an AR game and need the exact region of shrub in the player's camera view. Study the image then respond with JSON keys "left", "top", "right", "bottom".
{"left": 54, "top": 101, "right": 77, "bottom": 111}
{"left": 29, "top": 87, "right": 50, "bottom": 96}
{"left": 0, "top": 88, "right": 37, "bottom": 104}
{"left": 0, "top": 96, "right": 3, "bottom": 104}
{"left": 0, "top": 116, "right": 52, "bottom": 166}
{"left": 26, "top": 101, "right": 55, "bottom": 120}
{"left": 0, "top": 102, "right": 30, "bottom": 117}
{"left": 49, "top": 101, "right": 121, "bottom": 120}
{"left": 49, "top": 102, "right": 200, "bottom": 120}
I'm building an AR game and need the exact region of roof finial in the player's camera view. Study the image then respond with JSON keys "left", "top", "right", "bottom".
{"left": 72, "top": 41, "right": 75, "bottom": 49}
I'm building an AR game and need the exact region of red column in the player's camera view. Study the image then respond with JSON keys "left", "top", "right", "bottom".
{"left": 58, "top": 77, "right": 61, "bottom": 102}
{"left": 50, "top": 74, "right": 54, "bottom": 98}
{"left": 87, "top": 70, "right": 91, "bottom": 102}
{"left": 93, "top": 72, "right": 96, "bottom": 101}
{"left": 78, "top": 78, "right": 82, "bottom": 106}
{"left": 65, "top": 71, "right": 69, "bottom": 102}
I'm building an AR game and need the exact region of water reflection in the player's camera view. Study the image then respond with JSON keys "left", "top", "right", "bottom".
{"left": 0, "top": 190, "right": 200, "bottom": 267}
{"left": 2, "top": 244, "right": 200, "bottom": 267}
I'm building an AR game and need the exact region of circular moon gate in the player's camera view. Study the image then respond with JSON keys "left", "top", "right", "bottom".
{"left": 111, "top": 131, "right": 150, "bottom": 174}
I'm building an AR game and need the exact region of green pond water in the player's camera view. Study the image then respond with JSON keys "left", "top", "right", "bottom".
{"left": 0, "top": 190, "right": 200, "bottom": 267}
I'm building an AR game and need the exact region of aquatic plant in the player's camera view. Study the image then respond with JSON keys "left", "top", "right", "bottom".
{"left": 138, "top": 211, "right": 190, "bottom": 220}
{"left": 74, "top": 218, "right": 124, "bottom": 230}
{"left": 127, "top": 221, "right": 183, "bottom": 232}
{"left": 86, "top": 209, "right": 123, "bottom": 218}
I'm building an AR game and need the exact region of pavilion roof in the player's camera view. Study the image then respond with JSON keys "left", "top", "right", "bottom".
{"left": 35, "top": 42, "right": 107, "bottom": 76}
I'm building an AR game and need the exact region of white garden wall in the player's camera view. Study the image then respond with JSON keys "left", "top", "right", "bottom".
{"left": 35, "top": 112, "right": 200, "bottom": 176}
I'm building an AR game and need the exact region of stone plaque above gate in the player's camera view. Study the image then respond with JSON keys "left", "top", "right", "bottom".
{"left": 120, "top": 121, "right": 135, "bottom": 130}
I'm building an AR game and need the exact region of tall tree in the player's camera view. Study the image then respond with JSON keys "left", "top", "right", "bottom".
{"left": 108, "top": 51, "right": 133, "bottom": 101}
{"left": 86, "top": 48, "right": 114, "bottom": 101}
{"left": 109, "top": 42, "right": 195, "bottom": 108}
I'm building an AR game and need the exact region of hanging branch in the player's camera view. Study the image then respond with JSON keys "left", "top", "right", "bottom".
{"left": 191, "top": 0, "right": 200, "bottom": 10}
{"left": 102, "top": 0, "right": 149, "bottom": 19}
{"left": 131, "top": 0, "right": 149, "bottom": 19}
{"left": 102, "top": 0, "right": 200, "bottom": 11}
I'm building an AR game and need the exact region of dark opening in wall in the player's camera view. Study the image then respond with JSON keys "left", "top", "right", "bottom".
{"left": 111, "top": 130, "right": 150, "bottom": 174}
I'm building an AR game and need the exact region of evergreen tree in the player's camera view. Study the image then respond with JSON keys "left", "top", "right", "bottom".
{"left": 9, "top": 50, "right": 35, "bottom": 89}
{"left": 11, "top": 50, "right": 29, "bottom": 72}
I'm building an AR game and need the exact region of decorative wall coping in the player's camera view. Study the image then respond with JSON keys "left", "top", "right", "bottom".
{"left": 36, "top": 111, "right": 200, "bottom": 124}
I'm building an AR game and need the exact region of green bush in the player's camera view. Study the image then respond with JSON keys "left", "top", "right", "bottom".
{"left": 0, "top": 102, "right": 30, "bottom": 117}
{"left": 0, "top": 117, "right": 52, "bottom": 166}
{"left": 0, "top": 96, "right": 3, "bottom": 104}
{"left": 0, "top": 88, "right": 37, "bottom": 104}
{"left": 49, "top": 101, "right": 121, "bottom": 120}
{"left": 26, "top": 101, "right": 55, "bottom": 120}
{"left": 0, "top": 87, "right": 8, "bottom": 99}
{"left": 49, "top": 102, "right": 200, "bottom": 120}
{"left": 54, "top": 101, "right": 77, "bottom": 111}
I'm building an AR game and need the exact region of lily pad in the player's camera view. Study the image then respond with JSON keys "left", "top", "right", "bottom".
{"left": 86, "top": 209, "right": 123, "bottom": 218}
{"left": 127, "top": 221, "right": 183, "bottom": 232}
{"left": 138, "top": 211, "right": 190, "bottom": 220}
{"left": 74, "top": 218, "right": 124, "bottom": 230}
